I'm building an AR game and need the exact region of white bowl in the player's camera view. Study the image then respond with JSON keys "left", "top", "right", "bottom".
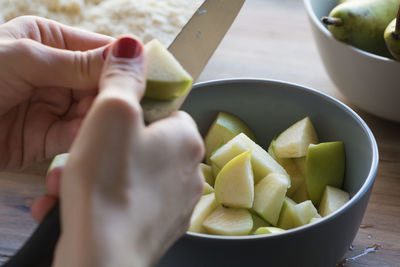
{"left": 304, "top": 0, "right": 400, "bottom": 122}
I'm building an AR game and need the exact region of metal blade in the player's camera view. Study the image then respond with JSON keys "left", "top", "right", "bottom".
{"left": 142, "top": 0, "right": 246, "bottom": 122}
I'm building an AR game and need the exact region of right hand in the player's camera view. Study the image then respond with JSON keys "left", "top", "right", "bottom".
{"left": 49, "top": 36, "right": 204, "bottom": 267}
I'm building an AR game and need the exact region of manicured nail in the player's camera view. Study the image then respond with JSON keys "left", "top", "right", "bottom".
{"left": 112, "top": 37, "right": 142, "bottom": 59}
{"left": 102, "top": 45, "right": 111, "bottom": 60}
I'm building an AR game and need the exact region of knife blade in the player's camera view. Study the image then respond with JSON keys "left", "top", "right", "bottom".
{"left": 3, "top": 1, "right": 245, "bottom": 266}
{"left": 142, "top": 0, "right": 246, "bottom": 122}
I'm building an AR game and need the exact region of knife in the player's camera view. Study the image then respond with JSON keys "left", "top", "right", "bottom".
{"left": 3, "top": 0, "right": 245, "bottom": 266}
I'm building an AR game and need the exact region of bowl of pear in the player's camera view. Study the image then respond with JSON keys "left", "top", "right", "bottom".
{"left": 304, "top": 0, "right": 400, "bottom": 122}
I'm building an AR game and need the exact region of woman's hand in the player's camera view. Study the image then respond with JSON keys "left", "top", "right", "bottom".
{"left": 0, "top": 16, "right": 114, "bottom": 170}
{"left": 51, "top": 37, "right": 204, "bottom": 267}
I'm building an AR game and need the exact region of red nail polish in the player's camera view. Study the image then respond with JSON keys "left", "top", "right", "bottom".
{"left": 102, "top": 46, "right": 110, "bottom": 60}
{"left": 112, "top": 37, "right": 142, "bottom": 59}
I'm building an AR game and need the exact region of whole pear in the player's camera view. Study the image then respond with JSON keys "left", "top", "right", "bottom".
{"left": 322, "top": 0, "right": 400, "bottom": 58}
{"left": 384, "top": 6, "right": 400, "bottom": 60}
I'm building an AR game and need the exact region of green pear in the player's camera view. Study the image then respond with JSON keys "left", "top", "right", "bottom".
{"left": 322, "top": 0, "right": 400, "bottom": 57}
{"left": 200, "top": 163, "right": 215, "bottom": 186}
{"left": 214, "top": 150, "right": 254, "bottom": 209}
{"left": 204, "top": 112, "right": 255, "bottom": 164}
{"left": 48, "top": 153, "right": 69, "bottom": 173}
{"left": 277, "top": 197, "right": 298, "bottom": 230}
{"left": 273, "top": 117, "right": 319, "bottom": 158}
{"left": 203, "top": 182, "right": 215, "bottom": 195}
{"left": 144, "top": 39, "right": 193, "bottom": 100}
{"left": 251, "top": 213, "right": 271, "bottom": 234}
{"left": 318, "top": 185, "right": 350, "bottom": 217}
{"left": 210, "top": 133, "right": 289, "bottom": 184}
{"left": 292, "top": 182, "right": 309, "bottom": 203}
{"left": 306, "top": 142, "right": 346, "bottom": 206}
{"left": 202, "top": 206, "right": 253, "bottom": 236}
{"left": 384, "top": 7, "right": 400, "bottom": 60}
{"left": 253, "top": 227, "right": 285, "bottom": 235}
{"left": 252, "top": 173, "right": 289, "bottom": 226}
{"left": 189, "top": 193, "right": 218, "bottom": 234}
{"left": 293, "top": 200, "right": 321, "bottom": 227}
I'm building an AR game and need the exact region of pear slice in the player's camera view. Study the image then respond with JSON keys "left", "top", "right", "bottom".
{"left": 252, "top": 173, "right": 289, "bottom": 226}
{"left": 274, "top": 117, "right": 319, "bottom": 158}
{"left": 189, "top": 193, "right": 218, "bottom": 234}
{"left": 48, "top": 153, "right": 69, "bottom": 173}
{"left": 251, "top": 213, "right": 271, "bottom": 234}
{"left": 292, "top": 182, "right": 309, "bottom": 203}
{"left": 200, "top": 163, "right": 215, "bottom": 187}
{"left": 293, "top": 200, "right": 321, "bottom": 227}
{"left": 318, "top": 185, "right": 350, "bottom": 217}
{"left": 205, "top": 112, "right": 255, "bottom": 164}
{"left": 309, "top": 217, "right": 323, "bottom": 224}
{"left": 202, "top": 206, "right": 253, "bottom": 236}
{"left": 203, "top": 182, "right": 214, "bottom": 195}
{"left": 277, "top": 197, "right": 298, "bottom": 230}
{"left": 210, "top": 133, "right": 288, "bottom": 184}
{"left": 253, "top": 226, "right": 285, "bottom": 235}
{"left": 214, "top": 150, "right": 254, "bottom": 208}
{"left": 306, "top": 141, "right": 346, "bottom": 205}
{"left": 144, "top": 39, "right": 193, "bottom": 100}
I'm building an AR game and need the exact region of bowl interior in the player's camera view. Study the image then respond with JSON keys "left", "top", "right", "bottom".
{"left": 181, "top": 79, "right": 377, "bottom": 200}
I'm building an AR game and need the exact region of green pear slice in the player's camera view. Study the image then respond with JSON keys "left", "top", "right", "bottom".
{"left": 202, "top": 206, "right": 253, "bottom": 236}
{"left": 214, "top": 150, "right": 254, "bottom": 208}
{"left": 48, "top": 153, "right": 69, "bottom": 173}
{"left": 205, "top": 112, "right": 255, "bottom": 164}
{"left": 189, "top": 193, "right": 218, "bottom": 234}
{"left": 292, "top": 182, "right": 309, "bottom": 203}
{"left": 251, "top": 213, "right": 271, "bottom": 234}
{"left": 293, "top": 200, "right": 321, "bottom": 227}
{"left": 274, "top": 117, "right": 319, "bottom": 158}
{"left": 200, "top": 163, "right": 215, "bottom": 187}
{"left": 203, "top": 182, "right": 214, "bottom": 195}
{"left": 277, "top": 197, "right": 298, "bottom": 230}
{"left": 253, "top": 226, "right": 285, "bottom": 235}
{"left": 144, "top": 39, "right": 193, "bottom": 100}
{"left": 252, "top": 173, "right": 289, "bottom": 226}
{"left": 318, "top": 185, "right": 350, "bottom": 217}
{"left": 210, "top": 133, "right": 288, "bottom": 184}
{"left": 308, "top": 217, "right": 323, "bottom": 224}
{"left": 306, "top": 141, "right": 346, "bottom": 205}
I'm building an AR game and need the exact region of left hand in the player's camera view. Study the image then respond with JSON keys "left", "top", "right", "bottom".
{"left": 0, "top": 15, "right": 114, "bottom": 170}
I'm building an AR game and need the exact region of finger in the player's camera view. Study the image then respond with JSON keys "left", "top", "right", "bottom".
{"left": 3, "top": 16, "right": 114, "bottom": 50}
{"left": 30, "top": 195, "right": 58, "bottom": 223}
{"left": 45, "top": 118, "right": 83, "bottom": 158}
{"left": 7, "top": 38, "right": 108, "bottom": 90}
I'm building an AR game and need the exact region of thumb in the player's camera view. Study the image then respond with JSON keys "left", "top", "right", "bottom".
{"left": 9, "top": 38, "right": 110, "bottom": 90}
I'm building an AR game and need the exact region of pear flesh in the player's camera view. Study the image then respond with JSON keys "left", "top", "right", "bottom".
{"left": 318, "top": 185, "right": 350, "bottom": 217}
{"left": 189, "top": 193, "right": 218, "bottom": 234}
{"left": 253, "top": 226, "right": 285, "bottom": 235}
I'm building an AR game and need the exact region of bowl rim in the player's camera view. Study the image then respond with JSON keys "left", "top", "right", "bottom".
{"left": 184, "top": 78, "right": 379, "bottom": 241}
{"left": 303, "top": 0, "right": 397, "bottom": 63}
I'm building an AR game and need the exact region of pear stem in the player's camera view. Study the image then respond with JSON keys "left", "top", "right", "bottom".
{"left": 394, "top": 5, "right": 400, "bottom": 40}
{"left": 321, "top": 16, "right": 342, "bottom": 26}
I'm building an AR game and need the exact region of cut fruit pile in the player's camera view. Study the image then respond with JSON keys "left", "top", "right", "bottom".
{"left": 191, "top": 113, "right": 350, "bottom": 236}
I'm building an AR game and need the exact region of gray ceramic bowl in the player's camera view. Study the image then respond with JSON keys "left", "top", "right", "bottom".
{"left": 304, "top": 0, "right": 400, "bottom": 122}
{"left": 157, "top": 79, "right": 378, "bottom": 267}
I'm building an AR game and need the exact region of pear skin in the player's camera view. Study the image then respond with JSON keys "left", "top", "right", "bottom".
{"left": 384, "top": 6, "right": 400, "bottom": 60}
{"left": 322, "top": 0, "right": 400, "bottom": 58}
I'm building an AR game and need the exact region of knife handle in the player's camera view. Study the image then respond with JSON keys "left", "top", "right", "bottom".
{"left": 4, "top": 203, "right": 60, "bottom": 267}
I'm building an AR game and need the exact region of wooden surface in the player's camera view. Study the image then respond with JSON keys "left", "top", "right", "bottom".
{"left": 1, "top": 0, "right": 400, "bottom": 266}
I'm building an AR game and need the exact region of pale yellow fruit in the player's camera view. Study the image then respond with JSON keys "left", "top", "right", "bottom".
{"left": 200, "top": 163, "right": 214, "bottom": 187}
{"left": 318, "top": 185, "right": 350, "bottom": 217}
{"left": 293, "top": 200, "right": 321, "bottom": 227}
{"left": 204, "top": 112, "right": 255, "bottom": 164}
{"left": 144, "top": 39, "right": 192, "bottom": 100}
{"left": 203, "top": 182, "right": 214, "bottom": 195}
{"left": 308, "top": 217, "right": 323, "bottom": 224}
{"left": 48, "top": 153, "right": 69, "bottom": 173}
{"left": 214, "top": 150, "right": 254, "bottom": 208}
{"left": 211, "top": 133, "right": 288, "bottom": 184}
{"left": 202, "top": 206, "right": 253, "bottom": 236}
{"left": 253, "top": 173, "right": 289, "bottom": 226}
{"left": 251, "top": 213, "right": 271, "bottom": 234}
{"left": 274, "top": 117, "right": 319, "bottom": 158}
{"left": 253, "top": 226, "right": 285, "bottom": 235}
{"left": 189, "top": 193, "right": 218, "bottom": 234}
{"left": 277, "top": 197, "right": 298, "bottom": 230}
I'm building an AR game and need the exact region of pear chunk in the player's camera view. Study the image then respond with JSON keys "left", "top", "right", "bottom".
{"left": 214, "top": 150, "right": 254, "bottom": 208}
{"left": 48, "top": 153, "right": 69, "bottom": 173}
{"left": 210, "top": 133, "right": 288, "bottom": 184}
{"left": 205, "top": 112, "right": 255, "bottom": 164}
{"left": 318, "top": 186, "right": 350, "bottom": 217}
{"left": 200, "top": 163, "right": 215, "bottom": 187}
{"left": 293, "top": 200, "right": 321, "bottom": 227}
{"left": 274, "top": 117, "right": 319, "bottom": 158}
{"left": 251, "top": 213, "right": 271, "bottom": 234}
{"left": 144, "top": 39, "right": 192, "bottom": 100}
{"left": 277, "top": 197, "right": 298, "bottom": 230}
{"left": 203, "top": 182, "right": 214, "bottom": 195}
{"left": 253, "top": 226, "right": 285, "bottom": 235}
{"left": 203, "top": 206, "right": 253, "bottom": 236}
{"left": 253, "top": 173, "right": 289, "bottom": 225}
{"left": 189, "top": 193, "right": 218, "bottom": 234}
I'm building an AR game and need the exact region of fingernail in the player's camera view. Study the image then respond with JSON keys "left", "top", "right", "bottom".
{"left": 112, "top": 37, "right": 142, "bottom": 59}
{"left": 102, "top": 46, "right": 110, "bottom": 60}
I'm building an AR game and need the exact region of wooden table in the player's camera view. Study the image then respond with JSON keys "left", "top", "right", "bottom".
{"left": 1, "top": 0, "right": 399, "bottom": 266}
